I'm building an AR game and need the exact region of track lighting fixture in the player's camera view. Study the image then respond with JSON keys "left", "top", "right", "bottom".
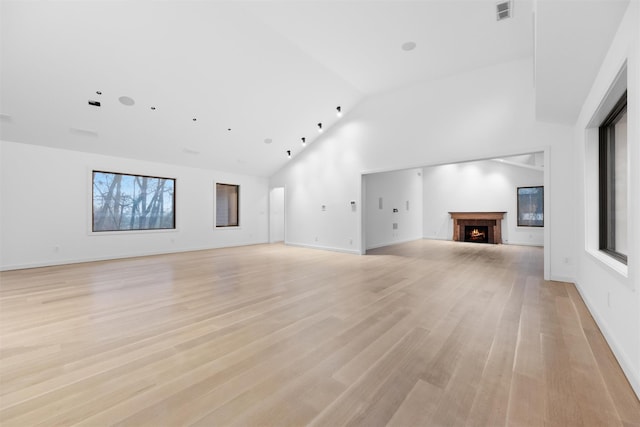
{"left": 336, "top": 106, "right": 342, "bottom": 117}
{"left": 317, "top": 122, "right": 323, "bottom": 133}
{"left": 301, "top": 137, "right": 306, "bottom": 146}
{"left": 287, "top": 150, "right": 291, "bottom": 159}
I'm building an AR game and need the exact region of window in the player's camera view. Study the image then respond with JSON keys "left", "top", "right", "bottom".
{"left": 599, "top": 91, "right": 627, "bottom": 264}
{"left": 216, "top": 183, "right": 239, "bottom": 227}
{"left": 517, "top": 186, "right": 543, "bottom": 227}
{"left": 92, "top": 171, "right": 175, "bottom": 232}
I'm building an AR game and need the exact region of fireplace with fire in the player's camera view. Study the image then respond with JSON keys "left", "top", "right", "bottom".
{"left": 449, "top": 212, "right": 506, "bottom": 244}
{"left": 464, "top": 225, "right": 489, "bottom": 243}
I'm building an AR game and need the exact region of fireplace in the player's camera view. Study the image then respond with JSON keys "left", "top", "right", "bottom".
{"left": 449, "top": 212, "right": 506, "bottom": 244}
{"left": 465, "top": 225, "right": 489, "bottom": 243}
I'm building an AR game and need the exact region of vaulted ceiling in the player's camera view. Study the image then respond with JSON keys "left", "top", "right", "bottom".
{"left": 0, "top": 0, "right": 628, "bottom": 177}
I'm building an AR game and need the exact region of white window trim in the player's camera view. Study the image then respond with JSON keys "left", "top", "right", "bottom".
{"left": 214, "top": 182, "right": 241, "bottom": 229}
{"left": 87, "top": 167, "right": 179, "bottom": 235}
{"left": 583, "top": 64, "right": 629, "bottom": 278}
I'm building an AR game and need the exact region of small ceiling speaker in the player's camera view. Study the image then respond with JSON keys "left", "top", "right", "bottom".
{"left": 118, "top": 96, "right": 135, "bottom": 106}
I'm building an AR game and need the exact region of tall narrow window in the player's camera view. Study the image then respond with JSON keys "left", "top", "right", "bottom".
{"left": 216, "top": 183, "right": 239, "bottom": 227}
{"left": 599, "top": 91, "right": 627, "bottom": 264}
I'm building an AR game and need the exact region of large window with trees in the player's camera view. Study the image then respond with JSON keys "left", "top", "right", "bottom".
{"left": 92, "top": 171, "right": 175, "bottom": 232}
{"left": 599, "top": 91, "right": 628, "bottom": 264}
{"left": 216, "top": 183, "right": 239, "bottom": 227}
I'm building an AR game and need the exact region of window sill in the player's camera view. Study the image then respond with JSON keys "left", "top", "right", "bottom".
{"left": 89, "top": 228, "right": 178, "bottom": 236}
{"left": 586, "top": 248, "right": 628, "bottom": 278}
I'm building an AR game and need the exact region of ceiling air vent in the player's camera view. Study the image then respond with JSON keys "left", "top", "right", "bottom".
{"left": 496, "top": 0, "right": 512, "bottom": 21}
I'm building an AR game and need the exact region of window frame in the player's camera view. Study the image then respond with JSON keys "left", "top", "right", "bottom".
{"left": 215, "top": 182, "right": 240, "bottom": 228}
{"left": 92, "top": 170, "right": 176, "bottom": 232}
{"left": 516, "top": 186, "right": 544, "bottom": 227}
{"left": 598, "top": 91, "right": 628, "bottom": 265}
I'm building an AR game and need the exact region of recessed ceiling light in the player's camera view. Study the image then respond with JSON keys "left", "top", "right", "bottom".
{"left": 119, "top": 96, "right": 135, "bottom": 106}
{"left": 264, "top": 138, "right": 273, "bottom": 144}
{"left": 401, "top": 41, "right": 417, "bottom": 51}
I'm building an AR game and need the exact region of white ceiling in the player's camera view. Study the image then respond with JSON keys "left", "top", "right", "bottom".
{"left": 0, "top": 0, "right": 628, "bottom": 176}
{"left": 535, "top": 0, "right": 629, "bottom": 124}
{"left": 0, "top": 0, "right": 533, "bottom": 176}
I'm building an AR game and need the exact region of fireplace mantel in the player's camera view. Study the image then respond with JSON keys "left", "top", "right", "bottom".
{"left": 449, "top": 212, "right": 506, "bottom": 244}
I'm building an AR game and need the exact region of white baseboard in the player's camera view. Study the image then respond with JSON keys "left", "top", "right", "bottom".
{"left": 0, "top": 240, "right": 269, "bottom": 271}
{"left": 422, "top": 236, "right": 544, "bottom": 248}
{"left": 366, "top": 237, "right": 424, "bottom": 251}
{"left": 549, "top": 275, "right": 576, "bottom": 283}
{"left": 285, "top": 241, "right": 361, "bottom": 255}
{"left": 504, "top": 241, "right": 544, "bottom": 247}
{"left": 574, "top": 280, "right": 640, "bottom": 400}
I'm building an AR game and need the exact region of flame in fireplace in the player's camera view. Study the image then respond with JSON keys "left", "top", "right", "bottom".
{"left": 470, "top": 228, "right": 485, "bottom": 239}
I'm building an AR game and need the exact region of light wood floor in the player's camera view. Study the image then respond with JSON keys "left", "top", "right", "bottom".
{"left": 1, "top": 240, "right": 639, "bottom": 426}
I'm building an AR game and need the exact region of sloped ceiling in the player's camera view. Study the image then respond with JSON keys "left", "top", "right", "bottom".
{"left": 0, "top": 0, "right": 533, "bottom": 177}
{"left": 4, "top": 1, "right": 628, "bottom": 174}
{"left": 534, "top": 0, "right": 629, "bottom": 125}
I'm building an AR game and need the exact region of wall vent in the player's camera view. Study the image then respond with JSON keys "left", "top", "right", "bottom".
{"left": 496, "top": 1, "right": 512, "bottom": 21}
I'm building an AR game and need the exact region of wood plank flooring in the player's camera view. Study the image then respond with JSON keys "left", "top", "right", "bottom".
{"left": 1, "top": 240, "right": 639, "bottom": 426}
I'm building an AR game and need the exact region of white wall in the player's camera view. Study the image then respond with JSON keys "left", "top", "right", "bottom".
{"left": 364, "top": 168, "right": 423, "bottom": 250}
{"left": 269, "top": 187, "right": 285, "bottom": 243}
{"left": 574, "top": 1, "right": 640, "bottom": 397}
{"left": 0, "top": 140, "right": 269, "bottom": 270}
{"left": 422, "top": 160, "right": 544, "bottom": 246}
{"left": 270, "top": 58, "right": 575, "bottom": 280}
